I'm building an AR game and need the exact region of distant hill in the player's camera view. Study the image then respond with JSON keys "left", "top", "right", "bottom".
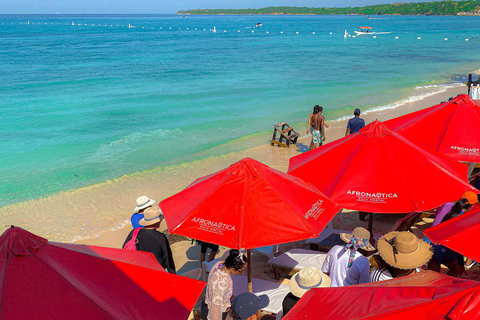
{"left": 177, "top": 1, "right": 480, "bottom": 16}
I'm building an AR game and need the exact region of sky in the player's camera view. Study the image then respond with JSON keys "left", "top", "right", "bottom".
{"left": 0, "top": 1, "right": 435, "bottom": 14}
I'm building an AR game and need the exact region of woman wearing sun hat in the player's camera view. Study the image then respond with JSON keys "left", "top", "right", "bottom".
{"left": 281, "top": 267, "right": 330, "bottom": 318}
{"left": 321, "top": 227, "right": 375, "bottom": 287}
{"left": 426, "top": 191, "right": 478, "bottom": 276}
{"left": 372, "top": 231, "right": 433, "bottom": 282}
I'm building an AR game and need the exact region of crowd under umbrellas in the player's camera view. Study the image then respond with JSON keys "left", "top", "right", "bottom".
{"left": 3, "top": 93, "right": 480, "bottom": 320}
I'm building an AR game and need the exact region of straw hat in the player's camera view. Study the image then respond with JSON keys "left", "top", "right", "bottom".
{"left": 289, "top": 267, "right": 331, "bottom": 298}
{"left": 134, "top": 195, "right": 155, "bottom": 212}
{"left": 377, "top": 231, "right": 433, "bottom": 270}
{"left": 340, "top": 227, "right": 375, "bottom": 251}
{"left": 461, "top": 191, "right": 478, "bottom": 205}
{"left": 138, "top": 207, "right": 164, "bottom": 226}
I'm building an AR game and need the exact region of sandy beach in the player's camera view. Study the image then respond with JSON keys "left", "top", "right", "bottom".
{"left": 3, "top": 85, "right": 477, "bottom": 282}
{"left": 74, "top": 85, "right": 480, "bottom": 285}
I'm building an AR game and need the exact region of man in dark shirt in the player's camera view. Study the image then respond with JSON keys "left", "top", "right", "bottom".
{"left": 123, "top": 206, "right": 176, "bottom": 274}
{"left": 345, "top": 108, "right": 365, "bottom": 136}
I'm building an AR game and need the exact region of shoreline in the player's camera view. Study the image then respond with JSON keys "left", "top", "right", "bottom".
{"left": 0, "top": 85, "right": 467, "bottom": 245}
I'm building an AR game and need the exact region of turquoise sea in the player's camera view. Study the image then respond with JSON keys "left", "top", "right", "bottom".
{"left": 1, "top": 14, "right": 480, "bottom": 207}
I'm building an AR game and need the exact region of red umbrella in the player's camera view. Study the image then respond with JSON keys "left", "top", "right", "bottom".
{"left": 283, "top": 270, "right": 480, "bottom": 320}
{"left": 424, "top": 206, "right": 480, "bottom": 262}
{"left": 384, "top": 94, "right": 480, "bottom": 163}
{"left": 160, "top": 157, "right": 342, "bottom": 291}
{"left": 160, "top": 157, "right": 342, "bottom": 249}
{"left": 0, "top": 227, "right": 205, "bottom": 320}
{"left": 288, "top": 120, "right": 476, "bottom": 213}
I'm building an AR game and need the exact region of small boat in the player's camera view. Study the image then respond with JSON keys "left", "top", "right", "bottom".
{"left": 255, "top": 22, "right": 262, "bottom": 28}
{"left": 354, "top": 26, "right": 391, "bottom": 35}
{"left": 354, "top": 26, "right": 373, "bottom": 35}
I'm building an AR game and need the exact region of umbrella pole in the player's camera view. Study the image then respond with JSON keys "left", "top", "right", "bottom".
{"left": 247, "top": 249, "right": 252, "bottom": 293}
{"left": 368, "top": 212, "right": 375, "bottom": 246}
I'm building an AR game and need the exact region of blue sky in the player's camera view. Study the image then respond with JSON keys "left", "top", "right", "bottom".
{"left": 1, "top": 0, "right": 439, "bottom": 14}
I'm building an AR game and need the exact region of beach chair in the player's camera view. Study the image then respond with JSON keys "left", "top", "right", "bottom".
{"left": 252, "top": 245, "right": 279, "bottom": 260}
{"left": 271, "top": 122, "right": 299, "bottom": 147}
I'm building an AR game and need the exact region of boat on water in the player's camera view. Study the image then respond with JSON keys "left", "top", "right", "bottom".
{"left": 255, "top": 22, "right": 262, "bottom": 28}
{"left": 354, "top": 26, "right": 391, "bottom": 35}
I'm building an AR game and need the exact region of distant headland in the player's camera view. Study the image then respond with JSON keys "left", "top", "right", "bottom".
{"left": 177, "top": 1, "right": 480, "bottom": 16}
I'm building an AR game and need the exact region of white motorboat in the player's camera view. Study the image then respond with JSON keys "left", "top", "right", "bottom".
{"left": 354, "top": 26, "right": 391, "bottom": 35}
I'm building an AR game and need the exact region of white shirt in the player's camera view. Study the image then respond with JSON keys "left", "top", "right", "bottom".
{"left": 321, "top": 245, "right": 370, "bottom": 287}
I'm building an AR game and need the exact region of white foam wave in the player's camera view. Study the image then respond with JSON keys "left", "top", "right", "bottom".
{"left": 87, "top": 128, "right": 183, "bottom": 163}
{"left": 332, "top": 82, "right": 463, "bottom": 122}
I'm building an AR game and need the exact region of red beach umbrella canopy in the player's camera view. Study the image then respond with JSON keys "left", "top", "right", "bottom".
{"left": 384, "top": 94, "right": 480, "bottom": 163}
{"left": 288, "top": 120, "right": 476, "bottom": 213}
{"left": 424, "top": 205, "right": 480, "bottom": 262}
{"left": 160, "top": 157, "right": 342, "bottom": 249}
{"left": 0, "top": 227, "right": 205, "bottom": 320}
{"left": 283, "top": 270, "right": 480, "bottom": 320}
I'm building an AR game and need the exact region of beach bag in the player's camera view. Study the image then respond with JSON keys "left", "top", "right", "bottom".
{"left": 123, "top": 228, "right": 141, "bottom": 250}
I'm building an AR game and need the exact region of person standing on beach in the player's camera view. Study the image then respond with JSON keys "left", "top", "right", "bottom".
{"left": 345, "top": 108, "right": 365, "bottom": 136}
{"left": 371, "top": 231, "right": 433, "bottom": 282}
{"left": 425, "top": 191, "right": 478, "bottom": 277}
{"left": 123, "top": 206, "right": 176, "bottom": 274}
{"left": 306, "top": 105, "right": 325, "bottom": 150}
{"left": 131, "top": 195, "right": 155, "bottom": 228}
{"left": 201, "top": 250, "right": 248, "bottom": 320}
{"left": 321, "top": 227, "right": 375, "bottom": 287}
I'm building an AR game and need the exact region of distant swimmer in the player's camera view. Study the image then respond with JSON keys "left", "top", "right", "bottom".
{"left": 255, "top": 22, "right": 262, "bottom": 28}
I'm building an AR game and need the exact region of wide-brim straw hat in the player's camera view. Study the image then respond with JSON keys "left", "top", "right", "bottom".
{"left": 139, "top": 207, "right": 164, "bottom": 226}
{"left": 289, "top": 267, "right": 331, "bottom": 298}
{"left": 134, "top": 195, "right": 155, "bottom": 212}
{"left": 377, "top": 231, "right": 433, "bottom": 270}
{"left": 340, "top": 227, "right": 376, "bottom": 251}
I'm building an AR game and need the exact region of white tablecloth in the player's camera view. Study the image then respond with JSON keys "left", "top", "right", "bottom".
{"left": 231, "top": 275, "right": 289, "bottom": 314}
{"left": 268, "top": 248, "right": 327, "bottom": 270}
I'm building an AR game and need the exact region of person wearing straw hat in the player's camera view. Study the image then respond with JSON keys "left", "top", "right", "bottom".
{"left": 123, "top": 206, "right": 176, "bottom": 274}
{"left": 227, "top": 292, "right": 269, "bottom": 320}
{"left": 426, "top": 191, "right": 478, "bottom": 277}
{"left": 372, "top": 231, "right": 433, "bottom": 281}
{"left": 321, "top": 227, "right": 375, "bottom": 287}
{"left": 281, "top": 267, "right": 331, "bottom": 318}
{"left": 130, "top": 195, "right": 156, "bottom": 228}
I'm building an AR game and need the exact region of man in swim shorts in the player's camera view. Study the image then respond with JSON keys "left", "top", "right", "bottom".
{"left": 309, "top": 106, "right": 324, "bottom": 150}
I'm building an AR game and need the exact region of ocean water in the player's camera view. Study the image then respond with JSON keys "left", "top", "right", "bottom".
{"left": 1, "top": 14, "right": 480, "bottom": 208}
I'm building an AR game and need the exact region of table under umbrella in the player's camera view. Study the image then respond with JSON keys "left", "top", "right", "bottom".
{"left": 160, "top": 157, "right": 342, "bottom": 292}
